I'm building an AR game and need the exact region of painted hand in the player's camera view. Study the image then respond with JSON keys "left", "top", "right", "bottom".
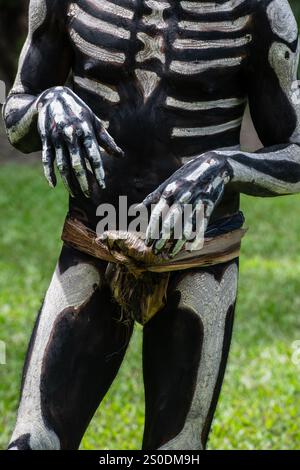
{"left": 143, "top": 153, "right": 233, "bottom": 257}
{"left": 36, "top": 86, "right": 123, "bottom": 197}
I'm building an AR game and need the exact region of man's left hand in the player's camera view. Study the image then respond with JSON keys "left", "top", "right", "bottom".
{"left": 143, "top": 152, "right": 233, "bottom": 257}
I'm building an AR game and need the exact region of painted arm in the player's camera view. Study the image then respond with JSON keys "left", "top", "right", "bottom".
{"left": 2, "top": 0, "right": 123, "bottom": 197}
{"left": 144, "top": 0, "right": 300, "bottom": 256}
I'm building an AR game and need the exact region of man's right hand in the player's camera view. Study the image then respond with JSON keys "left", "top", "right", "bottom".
{"left": 36, "top": 86, "right": 124, "bottom": 197}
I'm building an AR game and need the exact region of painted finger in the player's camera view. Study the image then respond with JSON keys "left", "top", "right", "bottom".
{"left": 67, "top": 143, "right": 90, "bottom": 198}
{"left": 170, "top": 215, "right": 195, "bottom": 257}
{"left": 185, "top": 200, "right": 206, "bottom": 252}
{"left": 153, "top": 203, "right": 183, "bottom": 254}
{"left": 145, "top": 197, "right": 169, "bottom": 246}
{"left": 41, "top": 138, "right": 56, "bottom": 188}
{"left": 37, "top": 105, "right": 48, "bottom": 138}
{"left": 169, "top": 198, "right": 204, "bottom": 256}
{"left": 200, "top": 179, "right": 225, "bottom": 224}
{"left": 55, "top": 144, "right": 75, "bottom": 198}
{"left": 142, "top": 189, "right": 163, "bottom": 208}
{"left": 94, "top": 118, "right": 124, "bottom": 158}
{"left": 169, "top": 238, "right": 186, "bottom": 258}
{"left": 178, "top": 189, "right": 193, "bottom": 204}
{"left": 83, "top": 134, "right": 106, "bottom": 189}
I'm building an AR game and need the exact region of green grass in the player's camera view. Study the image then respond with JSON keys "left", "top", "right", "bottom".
{"left": 0, "top": 163, "right": 300, "bottom": 450}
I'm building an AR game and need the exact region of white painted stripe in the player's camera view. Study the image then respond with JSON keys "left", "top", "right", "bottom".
{"left": 102, "top": 120, "right": 110, "bottom": 129}
{"left": 145, "top": 0, "right": 170, "bottom": 9}
{"left": 166, "top": 96, "right": 246, "bottom": 111}
{"left": 142, "top": 0, "right": 170, "bottom": 29}
{"left": 173, "top": 36, "right": 251, "bottom": 50}
{"left": 74, "top": 76, "right": 120, "bottom": 103}
{"left": 179, "top": 15, "right": 250, "bottom": 32}
{"left": 230, "top": 159, "right": 300, "bottom": 194}
{"left": 136, "top": 32, "right": 165, "bottom": 63}
{"left": 181, "top": 145, "right": 241, "bottom": 164}
{"left": 185, "top": 160, "right": 212, "bottom": 181}
{"left": 267, "top": 0, "right": 298, "bottom": 44}
{"left": 4, "top": 95, "right": 34, "bottom": 115}
{"left": 216, "top": 144, "right": 300, "bottom": 163}
{"left": 70, "top": 29, "right": 125, "bottom": 63}
{"left": 90, "top": 0, "right": 134, "bottom": 19}
{"left": 70, "top": 3, "right": 130, "bottom": 39}
{"left": 172, "top": 118, "right": 243, "bottom": 137}
{"left": 6, "top": 101, "right": 38, "bottom": 145}
{"left": 180, "top": 0, "right": 246, "bottom": 14}
{"left": 135, "top": 69, "right": 161, "bottom": 100}
{"left": 170, "top": 56, "right": 242, "bottom": 75}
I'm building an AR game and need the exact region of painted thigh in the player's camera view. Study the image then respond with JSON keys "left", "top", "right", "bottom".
{"left": 8, "top": 245, "right": 134, "bottom": 450}
{"left": 142, "top": 260, "right": 239, "bottom": 450}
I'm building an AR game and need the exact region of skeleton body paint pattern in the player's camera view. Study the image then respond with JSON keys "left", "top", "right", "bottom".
{"left": 143, "top": 261, "right": 238, "bottom": 450}
{"left": 9, "top": 262, "right": 101, "bottom": 450}
{"left": 8, "top": 246, "right": 134, "bottom": 450}
{"left": 144, "top": 0, "right": 300, "bottom": 257}
{"left": 3, "top": 0, "right": 300, "bottom": 450}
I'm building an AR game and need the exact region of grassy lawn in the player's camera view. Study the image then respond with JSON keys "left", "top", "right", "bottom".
{"left": 0, "top": 162, "right": 300, "bottom": 450}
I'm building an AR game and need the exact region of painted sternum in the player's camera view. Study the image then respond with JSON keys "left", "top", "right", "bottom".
{"left": 134, "top": 0, "right": 171, "bottom": 101}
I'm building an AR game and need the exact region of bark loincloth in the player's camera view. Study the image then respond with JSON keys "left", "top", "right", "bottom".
{"left": 61, "top": 213, "right": 246, "bottom": 325}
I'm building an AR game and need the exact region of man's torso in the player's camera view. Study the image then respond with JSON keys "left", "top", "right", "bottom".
{"left": 66, "top": 0, "right": 254, "bottom": 214}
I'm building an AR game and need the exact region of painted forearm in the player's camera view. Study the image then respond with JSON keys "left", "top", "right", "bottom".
{"left": 3, "top": 93, "right": 41, "bottom": 153}
{"left": 143, "top": 141, "right": 300, "bottom": 256}
{"left": 214, "top": 144, "right": 300, "bottom": 197}
{"left": 228, "top": 1, "right": 300, "bottom": 197}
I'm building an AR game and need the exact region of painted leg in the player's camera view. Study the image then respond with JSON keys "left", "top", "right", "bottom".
{"left": 8, "top": 245, "right": 134, "bottom": 450}
{"left": 142, "top": 260, "right": 238, "bottom": 450}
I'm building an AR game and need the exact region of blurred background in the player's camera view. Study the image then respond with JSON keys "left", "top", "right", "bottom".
{"left": 0, "top": 1, "right": 300, "bottom": 450}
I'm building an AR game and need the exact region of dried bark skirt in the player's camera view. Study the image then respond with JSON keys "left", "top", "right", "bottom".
{"left": 62, "top": 213, "right": 246, "bottom": 325}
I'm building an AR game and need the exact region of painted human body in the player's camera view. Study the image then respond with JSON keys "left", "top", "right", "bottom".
{"left": 3, "top": 0, "right": 300, "bottom": 450}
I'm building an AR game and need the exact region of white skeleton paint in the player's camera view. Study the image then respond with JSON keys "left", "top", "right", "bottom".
{"left": 170, "top": 57, "right": 243, "bottom": 75}
{"left": 10, "top": 263, "right": 101, "bottom": 450}
{"left": 70, "top": 3, "right": 131, "bottom": 39}
{"left": 267, "top": 0, "right": 298, "bottom": 43}
{"left": 159, "top": 263, "right": 238, "bottom": 450}
{"left": 135, "top": 68, "right": 161, "bottom": 101}
{"left": 136, "top": 32, "right": 165, "bottom": 64}
{"left": 166, "top": 96, "right": 247, "bottom": 111}
{"left": 70, "top": 29, "right": 126, "bottom": 64}
{"left": 173, "top": 36, "right": 252, "bottom": 50}
{"left": 172, "top": 118, "right": 243, "bottom": 138}
{"left": 178, "top": 15, "right": 250, "bottom": 33}
{"left": 180, "top": 0, "right": 246, "bottom": 14}
{"left": 74, "top": 76, "right": 120, "bottom": 104}
{"left": 86, "top": 0, "right": 134, "bottom": 19}
{"left": 142, "top": 0, "right": 170, "bottom": 29}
